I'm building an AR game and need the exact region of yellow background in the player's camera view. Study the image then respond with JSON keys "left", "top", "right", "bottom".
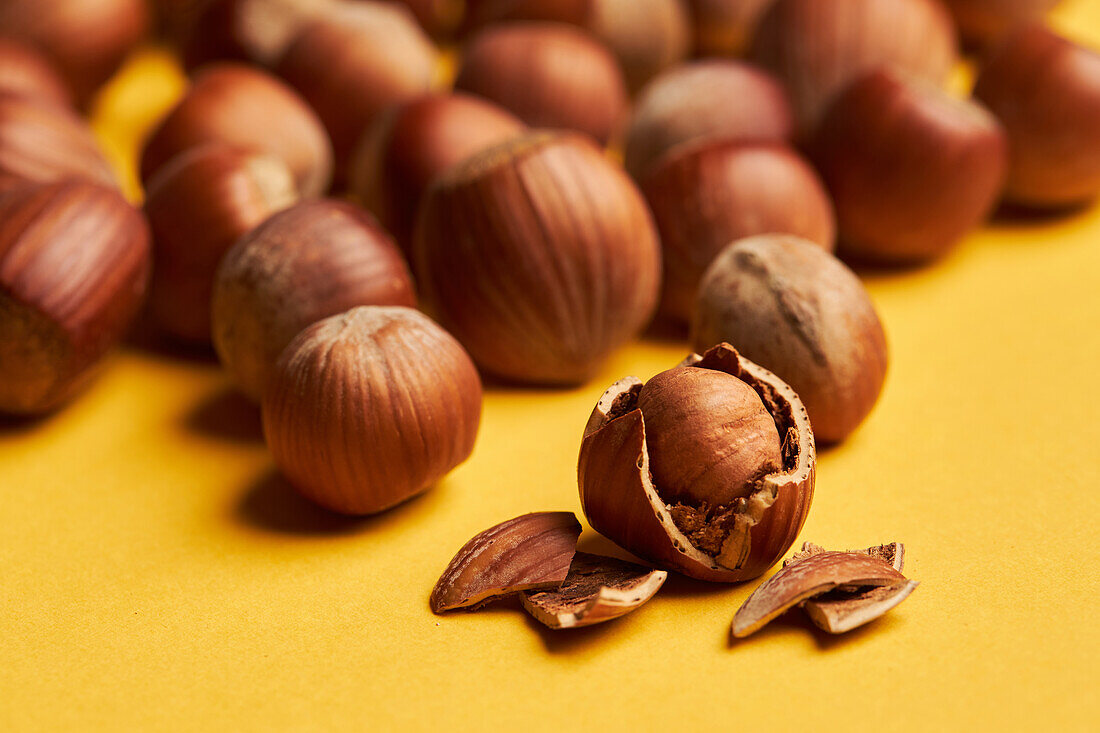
{"left": 3, "top": 4, "right": 1100, "bottom": 730}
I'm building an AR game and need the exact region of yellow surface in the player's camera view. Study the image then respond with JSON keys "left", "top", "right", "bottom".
{"left": 3, "top": 5, "right": 1100, "bottom": 731}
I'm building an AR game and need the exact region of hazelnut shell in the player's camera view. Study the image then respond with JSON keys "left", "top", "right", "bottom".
{"left": 578, "top": 343, "right": 816, "bottom": 582}
{"left": 0, "top": 37, "right": 74, "bottom": 109}
{"left": 941, "top": 0, "right": 1060, "bottom": 48}
{"left": 182, "top": 0, "right": 337, "bottom": 70}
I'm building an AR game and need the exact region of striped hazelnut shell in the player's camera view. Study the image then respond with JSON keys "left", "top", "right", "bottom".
{"left": 0, "top": 180, "right": 151, "bottom": 414}
{"left": 578, "top": 343, "right": 816, "bottom": 582}
{"left": 414, "top": 130, "right": 662, "bottom": 386}
{"left": 212, "top": 199, "right": 416, "bottom": 402}
{"left": 262, "top": 306, "right": 482, "bottom": 515}
{"left": 0, "top": 37, "right": 74, "bottom": 109}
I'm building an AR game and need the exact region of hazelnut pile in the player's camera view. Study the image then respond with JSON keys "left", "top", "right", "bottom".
{"left": 0, "top": 0, "right": 1095, "bottom": 634}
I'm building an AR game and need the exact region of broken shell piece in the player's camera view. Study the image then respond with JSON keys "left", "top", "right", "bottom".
{"left": 430, "top": 512, "right": 581, "bottom": 613}
{"left": 732, "top": 550, "right": 906, "bottom": 637}
{"left": 521, "top": 552, "right": 668, "bottom": 630}
{"left": 786, "top": 541, "right": 905, "bottom": 572}
{"left": 803, "top": 580, "right": 919, "bottom": 634}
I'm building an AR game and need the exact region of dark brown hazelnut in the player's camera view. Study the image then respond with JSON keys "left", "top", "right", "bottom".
{"left": 693, "top": 234, "right": 888, "bottom": 444}
{"left": 454, "top": 22, "right": 628, "bottom": 146}
{"left": 0, "top": 93, "right": 117, "bottom": 194}
{"left": 262, "top": 306, "right": 482, "bottom": 515}
{"left": 941, "top": 0, "right": 1061, "bottom": 48}
{"left": 684, "top": 0, "right": 775, "bottom": 57}
{"left": 140, "top": 63, "right": 333, "bottom": 197}
{"left": 811, "top": 70, "right": 1008, "bottom": 264}
{"left": 973, "top": 26, "right": 1100, "bottom": 208}
{"left": 349, "top": 92, "right": 526, "bottom": 253}
{"left": 414, "top": 131, "right": 661, "bottom": 386}
{"left": 391, "top": 0, "right": 463, "bottom": 38}
{"left": 143, "top": 143, "right": 298, "bottom": 343}
{"left": 274, "top": 2, "right": 438, "bottom": 185}
{"left": 463, "top": 0, "right": 691, "bottom": 92}
{"left": 0, "top": 0, "right": 150, "bottom": 106}
{"left": 750, "top": 0, "right": 957, "bottom": 134}
{"left": 182, "top": 0, "right": 336, "bottom": 70}
{"left": 0, "top": 180, "right": 151, "bottom": 414}
{"left": 212, "top": 199, "right": 416, "bottom": 402}
{"left": 624, "top": 59, "right": 794, "bottom": 179}
{"left": 641, "top": 139, "right": 835, "bottom": 324}
{"left": 579, "top": 343, "right": 816, "bottom": 581}
{"left": 0, "top": 37, "right": 74, "bottom": 108}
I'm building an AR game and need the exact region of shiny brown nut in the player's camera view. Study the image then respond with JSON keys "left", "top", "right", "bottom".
{"left": 454, "top": 23, "right": 628, "bottom": 145}
{"left": 0, "top": 0, "right": 150, "bottom": 106}
{"left": 521, "top": 552, "right": 668, "bottom": 629}
{"left": 0, "top": 93, "right": 117, "bottom": 194}
{"left": 732, "top": 546, "right": 909, "bottom": 637}
{"left": 414, "top": 131, "right": 661, "bottom": 386}
{"left": 684, "top": 0, "right": 775, "bottom": 57}
{"left": 750, "top": 0, "right": 957, "bottom": 135}
{"left": 0, "top": 180, "right": 150, "bottom": 414}
{"left": 212, "top": 199, "right": 416, "bottom": 402}
{"left": 143, "top": 143, "right": 298, "bottom": 343}
{"left": 140, "top": 63, "right": 333, "bottom": 197}
{"left": 350, "top": 93, "right": 526, "bottom": 253}
{"left": 274, "top": 2, "right": 437, "bottom": 185}
{"left": 693, "top": 235, "right": 888, "bottom": 445}
{"left": 182, "top": 0, "right": 337, "bottom": 69}
{"left": 811, "top": 70, "right": 1008, "bottom": 264}
{"left": 973, "top": 26, "right": 1100, "bottom": 208}
{"left": 941, "top": 0, "right": 1060, "bottom": 48}
{"left": 463, "top": 0, "right": 691, "bottom": 92}
{"left": 262, "top": 306, "right": 482, "bottom": 515}
{"left": 578, "top": 343, "right": 816, "bottom": 582}
{"left": 0, "top": 37, "right": 74, "bottom": 108}
{"left": 623, "top": 60, "right": 794, "bottom": 180}
{"left": 641, "top": 139, "right": 834, "bottom": 324}
{"left": 431, "top": 512, "right": 582, "bottom": 613}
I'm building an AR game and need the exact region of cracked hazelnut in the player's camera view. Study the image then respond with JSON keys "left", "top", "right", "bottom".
{"left": 212, "top": 199, "right": 416, "bottom": 402}
{"left": 0, "top": 180, "right": 151, "bottom": 414}
{"left": 693, "top": 235, "right": 888, "bottom": 444}
{"left": 578, "top": 343, "right": 815, "bottom": 582}
{"left": 140, "top": 63, "right": 333, "bottom": 197}
{"left": 262, "top": 306, "right": 482, "bottom": 515}
{"left": 414, "top": 130, "right": 661, "bottom": 386}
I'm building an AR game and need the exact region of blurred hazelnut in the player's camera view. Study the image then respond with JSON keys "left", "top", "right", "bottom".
{"left": 262, "top": 306, "right": 482, "bottom": 515}
{"left": 941, "top": 0, "right": 1061, "bottom": 48}
{"left": 391, "top": 0, "right": 463, "bottom": 38}
{"left": 624, "top": 60, "right": 793, "bottom": 179}
{"left": 454, "top": 22, "right": 628, "bottom": 145}
{"left": 182, "top": 0, "right": 337, "bottom": 69}
{"left": 143, "top": 143, "right": 298, "bottom": 343}
{"left": 693, "top": 235, "right": 888, "bottom": 444}
{"left": 212, "top": 199, "right": 416, "bottom": 402}
{"left": 349, "top": 92, "right": 526, "bottom": 252}
{"left": 811, "top": 70, "right": 1007, "bottom": 263}
{"left": 0, "top": 180, "right": 151, "bottom": 414}
{"left": 414, "top": 131, "right": 661, "bottom": 386}
{"left": 684, "top": 0, "right": 775, "bottom": 57}
{"left": 0, "top": 37, "right": 74, "bottom": 108}
{"left": 140, "top": 63, "right": 333, "bottom": 197}
{"left": 641, "top": 139, "right": 834, "bottom": 324}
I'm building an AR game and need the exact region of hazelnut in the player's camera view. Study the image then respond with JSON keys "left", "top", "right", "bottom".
{"left": 578, "top": 343, "right": 816, "bottom": 582}
{"left": 0, "top": 37, "right": 74, "bottom": 109}
{"left": 349, "top": 92, "right": 526, "bottom": 253}
{"left": 140, "top": 63, "right": 333, "bottom": 197}
{"left": 463, "top": 0, "right": 691, "bottom": 92}
{"left": 641, "top": 139, "right": 835, "bottom": 324}
{"left": 212, "top": 199, "right": 416, "bottom": 402}
{"left": 0, "top": 93, "right": 117, "bottom": 194}
{"left": 182, "top": 0, "right": 337, "bottom": 70}
{"left": 750, "top": 0, "right": 957, "bottom": 134}
{"left": 624, "top": 60, "right": 794, "bottom": 180}
{"left": 973, "top": 26, "right": 1100, "bottom": 209}
{"left": 143, "top": 143, "right": 299, "bottom": 343}
{"left": 0, "top": 0, "right": 150, "bottom": 106}
{"left": 414, "top": 131, "right": 662, "bottom": 386}
{"left": 941, "top": 0, "right": 1061, "bottom": 48}
{"left": 262, "top": 306, "right": 482, "bottom": 515}
{"left": 454, "top": 23, "right": 628, "bottom": 146}
{"left": 693, "top": 234, "right": 888, "bottom": 444}
{"left": 274, "top": 2, "right": 438, "bottom": 185}
{"left": 811, "top": 70, "right": 1008, "bottom": 263}
{"left": 391, "top": 0, "right": 463, "bottom": 39}
{"left": 683, "top": 0, "right": 775, "bottom": 57}
{"left": 0, "top": 180, "right": 151, "bottom": 414}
